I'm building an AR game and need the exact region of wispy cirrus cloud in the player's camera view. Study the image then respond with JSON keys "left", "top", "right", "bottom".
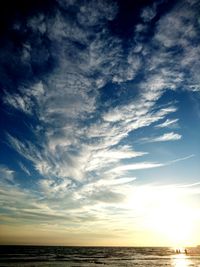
{"left": 155, "top": 118, "right": 179, "bottom": 129}
{"left": 2, "top": 0, "right": 186, "bottom": 195}
{"left": 140, "top": 132, "right": 182, "bottom": 143}
{"left": 109, "top": 162, "right": 164, "bottom": 173}
{"left": 0, "top": 166, "right": 14, "bottom": 182}
{"left": 3, "top": 93, "right": 33, "bottom": 115}
{"left": 19, "top": 162, "right": 31, "bottom": 176}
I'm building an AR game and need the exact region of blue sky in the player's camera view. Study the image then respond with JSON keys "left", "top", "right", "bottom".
{"left": 0, "top": 0, "right": 200, "bottom": 246}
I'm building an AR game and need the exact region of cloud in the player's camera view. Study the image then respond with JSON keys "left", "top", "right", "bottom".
{"left": 76, "top": 0, "right": 118, "bottom": 26}
{"left": 1, "top": 0, "right": 200, "bottom": 232}
{"left": 4, "top": 0, "right": 146, "bottom": 184}
{"left": 109, "top": 154, "right": 194, "bottom": 175}
{"left": 0, "top": 166, "right": 14, "bottom": 182}
{"left": 4, "top": 0, "right": 184, "bottom": 200}
{"left": 169, "top": 154, "right": 195, "bottom": 164}
{"left": 152, "top": 132, "right": 182, "bottom": 142}
{"left": 6, "top": 133, "right": 44, "bottom": 170}
{"left": 4, "top": 93, "right": 32, "bottom": 115}
{"left": 4, "top": 82, "right": 44, "bottom": 115}
{"left": 141, "top": 6, "right": 156, "bottom": 22}
{"left": 109, "top": 162, "right": 164, "bottom": 174}
{"left": 0, "top": 181, "right": 99, "bottom": 226}
{"left": 155, "top": 118, "right": 179, "bottom": 128}
{"left": 141, "top": 132, "right": 182, "bottom": 143}
{"left": 176, "top": 181, "right": 200, "bottom": 188}
{"left": 19, "top": 162, "right": 31, "bottom": 176}
{"left": 151, "top": 0, "right": 200, "bottom": 93}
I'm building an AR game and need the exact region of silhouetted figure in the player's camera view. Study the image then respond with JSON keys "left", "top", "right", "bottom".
{"left": 185, "top": 249, "right": 188, "bottom": 254}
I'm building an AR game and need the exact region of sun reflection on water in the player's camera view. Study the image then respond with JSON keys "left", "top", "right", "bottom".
{"left": 171, "top": 253, "right": 192, "bottom": 267}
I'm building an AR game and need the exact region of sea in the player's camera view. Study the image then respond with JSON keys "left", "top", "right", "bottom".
{"left": 1, "top": 246, "right": 200, "bottom": 267}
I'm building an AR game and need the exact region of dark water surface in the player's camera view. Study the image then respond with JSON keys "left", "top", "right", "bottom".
{"left": 1, "top": 246, "right": 200, "bottom": 266}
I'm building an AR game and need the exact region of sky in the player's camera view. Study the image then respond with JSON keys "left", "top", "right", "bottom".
{"left": 0, "top": 0, "right": 200, "bottom": 247}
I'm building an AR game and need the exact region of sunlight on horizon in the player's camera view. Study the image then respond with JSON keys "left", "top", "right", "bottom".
{"left": 149, "top": 204, "right": 195, "bottom": 247}
{"left": 126, "top": 185, "right": 198, "bottom": 247}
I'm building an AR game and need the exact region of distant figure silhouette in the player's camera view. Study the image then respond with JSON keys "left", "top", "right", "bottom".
{"left": 185, "top": 249, "right": 188, "bottom": 254}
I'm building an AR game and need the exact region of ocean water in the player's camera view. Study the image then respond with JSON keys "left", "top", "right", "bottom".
{"left": 0, "top": 246, "right": 200, "bottom": 267}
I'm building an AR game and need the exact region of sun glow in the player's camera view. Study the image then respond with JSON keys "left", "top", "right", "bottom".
{"left": 149, "top": 204, "right": 194, "bottom": 246}
{"left": 127, "top": 185, "right": 197, "bottom": 246}
{"left": 147, "top": 189, "right": 196, "bottom": 246}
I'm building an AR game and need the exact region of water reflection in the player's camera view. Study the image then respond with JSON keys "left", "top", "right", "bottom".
{"left": 171, "top": 254, "right": 192, "bottom": 267}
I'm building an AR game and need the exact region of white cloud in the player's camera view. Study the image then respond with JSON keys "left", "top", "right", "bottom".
{"left": 149, "top": 132, "right": 182, "bottom": 142}
{"left": 6, "top": 133, "right": 43, "bottom": 169}
{"left": 154, "top": 3, "right": 196, "bottom": 48}
{"left": 0, "top": 166, "right": 14, "bottom": 182}
{"left": 4, "top": 82, "right": 44, "bottom": 115}
{"left": 151, "top": 0, "right": 200, "bottom": 95}
{"left": 4, "top": 93, "right": 33, "bottom": 114}
{"left": 109, "top": 162, "right": 164, "bottom": 173}
{"left": 4, "top": 1, "right": 144, "bottom": 184}
{"left": 169, "top": 154, "right": 195, "bottom": 164}
{"left": 155, "top": 118, "right": 179, "bottom": 128}
{"left": 3, "top": 0, "right": 200, "bottom": 229}
{"left": 19, "top": 162, "right": 31, "bottom": 176}
{"left": 140, "top": 132, "right": 182, "bottom": 143}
